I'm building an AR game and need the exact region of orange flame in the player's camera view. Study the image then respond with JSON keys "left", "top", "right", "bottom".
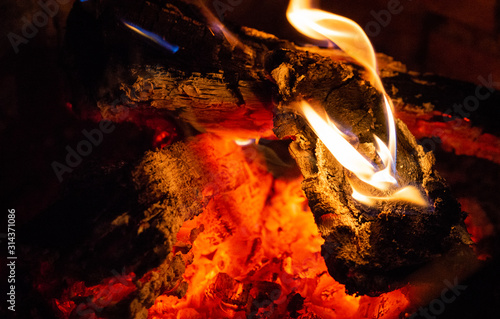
{"left": 287, "top": 0, "right": 427, "bottom": 207}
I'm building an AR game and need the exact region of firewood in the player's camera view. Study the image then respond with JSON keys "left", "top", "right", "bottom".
{"left": 58, "top": 0, "right": 476, "bottom": 297}
{"left": 269, "top": 48, "right": 473, "bottom": 295}
{"left": 21, "top": 131, "right": 271, "bottom": 318}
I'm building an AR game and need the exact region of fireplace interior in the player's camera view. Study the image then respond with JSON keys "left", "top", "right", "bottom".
{"left": 1, "top": 1, "right": 500, "bottom": 319}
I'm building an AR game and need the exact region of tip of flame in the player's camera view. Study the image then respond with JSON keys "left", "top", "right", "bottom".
{"left": 122, "top": 20, "right": 179, "bottom": 53}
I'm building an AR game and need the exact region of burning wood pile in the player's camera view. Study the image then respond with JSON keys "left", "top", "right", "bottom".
{"left": 17, "top": 0, "right": 487, "bottom": 318}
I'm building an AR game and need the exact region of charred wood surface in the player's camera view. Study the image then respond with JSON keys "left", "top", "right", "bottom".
{"left": 269, "top": 49, "right": 474, "bottom": 295}
{"left": 21, "top": 132, "right": 267, "bottom": 318}
{"left": 23, "top": 0, "right": 482, "bottom": 316}
{"left": 19, "top": 140, "right": 203, "bottom": 318}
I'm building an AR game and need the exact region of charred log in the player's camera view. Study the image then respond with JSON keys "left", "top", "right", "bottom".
{"left": 21, "top": 131, "right": 271, "bottom": 318}
{"left": 18, "top": 2, "right": 480, "bottom": 317}
{"left": 269, "top": 48, "right": 474, "bottom": 295}
{"left": 57, "top": 0, "right": 477, "bottom": 297}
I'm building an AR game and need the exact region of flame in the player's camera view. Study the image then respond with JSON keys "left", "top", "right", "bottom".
{"left": 194, "top": 0, "right": 245, "bottom": 50}
{"left": 122, "top": 20, "right": 179, "bottom": 53}
{"left": 234, "top": 138, "right": 257, "bottom": 146}
{"left": 287, "top": 0, "right": 427, "bottom": 207}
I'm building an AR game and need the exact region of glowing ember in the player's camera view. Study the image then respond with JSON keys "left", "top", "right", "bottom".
{"left": 287, "top": 0, "right": 427, "bottom": 207}
{"left": 147, "top": 136, "right": 410, "bottom": 318}
{"left": 55, "top": 271, "right": 136, "bottom": 318}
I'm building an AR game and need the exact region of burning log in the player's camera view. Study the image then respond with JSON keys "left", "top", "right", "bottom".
{"left": 22, "top": 132, "right": 272, "bottom": 318}
{"left": 270, "top": 47, "right": 473, "bottom": 295}
{"left": 57, "top": 0, "right": 475, "bottom": 298}
{"left": 17, "top": 1, "right": 483, "bottom": 317}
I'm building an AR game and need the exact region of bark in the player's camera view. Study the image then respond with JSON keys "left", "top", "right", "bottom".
{"left": 41, "top": 0, "right": 476, "bottom": 308}
{"left": 22, "top": 132, "right": 269, "bottom": 318}
{"left": 269, "top": 48, "right": 473, "bottom": 295}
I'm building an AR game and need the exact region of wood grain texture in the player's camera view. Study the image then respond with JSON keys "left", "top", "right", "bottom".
{"left": 60, "top": 0, "right": 475, "bottom": 298}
